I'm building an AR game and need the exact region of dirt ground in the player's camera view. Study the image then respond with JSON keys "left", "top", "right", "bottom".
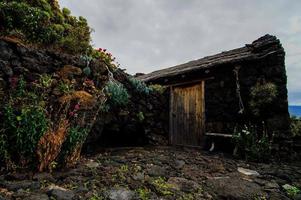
{"left": 0, "top": 146, "right": 300, "bottom": 200}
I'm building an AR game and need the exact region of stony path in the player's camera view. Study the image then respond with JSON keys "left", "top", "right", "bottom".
{"left": 0, "top": 147, "right": 300, "bottom": 200}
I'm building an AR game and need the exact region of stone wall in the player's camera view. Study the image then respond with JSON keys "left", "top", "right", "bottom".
{"left": 204, "top": 41, "right": 290, "bottom": 140}
{"left": 87, "top": 69, "right": 169, "bottom": 149}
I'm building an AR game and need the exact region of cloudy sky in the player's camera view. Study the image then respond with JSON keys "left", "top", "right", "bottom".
{"left": 60, "top": 0, "right": 301, "bottom": 105}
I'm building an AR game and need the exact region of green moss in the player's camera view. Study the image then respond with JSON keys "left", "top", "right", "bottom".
{"left": 151, "top": 177, "right": 173, "bottom": 196}
{"left": 149, "top": 84, "right": 166, "bottom": 94}
{"left": 137, "top": 187, "right": 151, "bottom": 200}
{"left": 111, "top": 164, "right": 129, "bottom": 183}
{"left": 178, "top": 193, "right": 195, "bottom": 200}
{"left": 89, "top": 194, "right": 104, "bottom": 200}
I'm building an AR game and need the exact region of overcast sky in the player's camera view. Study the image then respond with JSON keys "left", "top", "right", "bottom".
{"left": 60, "top": 0, "right": 301, "bottom": 105}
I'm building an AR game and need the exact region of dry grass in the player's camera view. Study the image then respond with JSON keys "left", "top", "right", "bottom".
{"left": 59, "top": 90, "right": 96, "bottom": 109}
{"left": 64, "top": 144, "right": 82, "bottom": 168}
{"left": 58, "top": 65, "right": 82, "bottom": 80}
{"left": 37, "top": 120, "right": 69, "bottom": 172}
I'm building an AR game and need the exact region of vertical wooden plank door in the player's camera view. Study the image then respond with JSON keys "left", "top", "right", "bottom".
{"left": 170, "top": 81, "right": 205, "bottom": 147}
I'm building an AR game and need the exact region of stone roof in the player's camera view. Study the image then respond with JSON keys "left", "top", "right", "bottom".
{"left": 138, "top": 34, "right": 283, "bottom": 83}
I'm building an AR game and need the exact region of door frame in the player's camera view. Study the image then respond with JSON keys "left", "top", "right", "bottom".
{"left": 169, "top": 80, "right": 206, "bottom": 147}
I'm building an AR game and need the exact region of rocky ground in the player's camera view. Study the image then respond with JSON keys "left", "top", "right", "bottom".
{"left": 0, "top": 147, "right": 300, "bottom": 200}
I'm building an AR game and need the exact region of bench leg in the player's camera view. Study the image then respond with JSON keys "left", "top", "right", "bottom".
{"left": 209, "top": 141, "right": 215, "bottom": 152}
{"left": 233, "top": 145, "right": 238, "bottom": 156}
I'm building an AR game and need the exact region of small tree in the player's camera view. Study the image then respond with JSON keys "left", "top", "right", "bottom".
{"left": 249, "top": 82, "right": 278, "bottom": 117}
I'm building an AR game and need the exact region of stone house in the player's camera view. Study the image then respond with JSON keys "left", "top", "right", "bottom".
{"left": 138, "top": 35, "right": 290, "bottom": 148}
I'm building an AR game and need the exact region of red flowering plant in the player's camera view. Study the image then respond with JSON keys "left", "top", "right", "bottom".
{"left": 91, "top": 47, "right": 117, "bottom": 67}
{"left": 68, "top": 103, "right": 81, "bottom": 118}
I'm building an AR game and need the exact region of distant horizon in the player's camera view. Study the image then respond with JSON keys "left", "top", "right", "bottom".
{"left": 289, "top": 105, "right": 301, "bottom": 117}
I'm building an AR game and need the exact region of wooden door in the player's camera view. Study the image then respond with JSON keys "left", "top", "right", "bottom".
{"left": 170, "top": 81, "right": 205, "bottom": 146}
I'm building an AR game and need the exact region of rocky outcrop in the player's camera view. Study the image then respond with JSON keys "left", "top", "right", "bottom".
{"left": 0, "top": 37, "right": 109, "bottom": 170}
{"left": 0, "top": 37, "right": 169, "bottom": 170}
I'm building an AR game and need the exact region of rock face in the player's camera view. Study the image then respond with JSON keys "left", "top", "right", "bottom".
{"left": 0, "top": 37, "right": 169, "bottom": 170}
{"left": 0, "top": 37, "right": 109, "bottom": 169}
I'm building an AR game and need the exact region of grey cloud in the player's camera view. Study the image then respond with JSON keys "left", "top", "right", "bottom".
{"left": 60, "top": 0, "right": 301, "bottom": 105}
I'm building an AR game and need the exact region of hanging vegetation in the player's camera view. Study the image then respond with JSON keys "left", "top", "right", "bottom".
{"left": 249, "top": 82, "right": 278, "bottom": 116}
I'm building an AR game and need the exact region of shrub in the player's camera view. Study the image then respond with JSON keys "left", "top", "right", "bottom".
{"left": 2, "top": 104, "right": 48, "bottom": 164}
{"left": 0, "top": 75, "right": 50, "bottom": 167}
{"left": 0, "top": 1, "right": 52, "bottom": 42}
{"left": 232, "top": 123, "right": 272, "bottom": 162}
{"left": 16, "top": 75, "right": 26, "bottom": 97}
{"left": 249, "top": 82, "right": 277, "bottom": 116}
{"left": 137, "top": 111, "right": 145, "bottom": 122}
{"left": 58, "top": 17, "right": 92, "bottom": 54}
{"left": 40, "top": 74, "right": 53, "bottom": 88}
{"left": 284, "top": 185, "right": 301, "bottom": 198}
{"left": 62, "top": 7, "right": 71, "bottom": 16}
{"left": 128, "top": 77, "right": 151, "bottom": 95}
{"left": 0, "top": 0, "right": 92, "bottom": 54}
{"left": 0, "top": 133, "right": 9, "bottom": 163}
{"left": 58, "top": 81, "right": 73, "bottom": 94}
{"left": 92, "top": 48, "right": 116, "bottom": 66}
{"left": 105, "top": 81, "right": 129, "bottom": 107}
{"left": 291, "top": 116, "right": 301, "bottom": 137}
{"left": 61, "top": 126, "right": 88, "bottom": 156}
